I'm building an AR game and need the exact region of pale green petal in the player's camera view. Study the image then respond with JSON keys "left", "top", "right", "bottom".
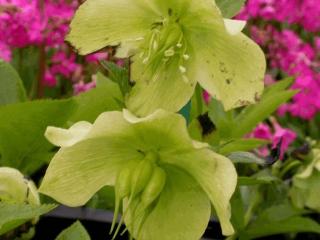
{"left": 115, "top": 39, "right": 144, "bottom": 58}
{"left": 125, "top": 166, "right": 211, "bottom": 240}
{"left": 66, "top": 0, "right": 159, "bottom": 55}
{"left": 126, "top": 54, "right": 197, "bottom": 116}
{"left": 0, "top": 167, "right": 27, "bottom": 203}
{"left": 296, "top": 149, "right": 320, "bottom": 178}
{"left": 186, "top": 22, "right": 266, "bottom": 110}
{"left": 296, "top": 164, "right": 315, "bottom": 179}
{"left": 40, "top": 112, "right": 143, "bottom": 206}
{"left": 192, "top": 140, "right": 209, "bottom": 149}
{"left": 162, "top": 148, "right": 237, "bottom": 235}
{"left": 292, "top": 171, "right": 320, "bottom": 212}
{"left": 121, "top": 109, "right": 195, "bottom": 150}
{"left": 45, "top": 121, "right": 92, "bottom": 147}
{"left": 0, "top": 167, "right": 39, "bottom": 205}
{"left": 223, "top": 19, "right": 246, "bottom": 35}
{"left": 315, "top": 161, "right": 320, "bottom": 172}
{"left": 39, "top": 137, "right": 142, "bottom": 207}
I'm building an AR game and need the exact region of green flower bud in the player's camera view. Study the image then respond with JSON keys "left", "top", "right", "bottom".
{"left": 130, "top": 153, "right": 155, "bottom": 197}
{"left": 110, "top": 167, "right": 132, "bottom": 234}
{"left": 0, "top": 167, "right": 39, "bottom": 205}
{"left": 141, "top": 167, "right": 166, "bottom": 209}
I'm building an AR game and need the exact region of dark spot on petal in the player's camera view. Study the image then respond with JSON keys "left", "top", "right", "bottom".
{"left": 254, "top": 92, "right": 261, "bottom": 102}
{"left": 129, "top": 80, "right": 136, "bottom": 87}
{"left": 226, "top": 78, "right": 232, "bottom": 84}
{"left": 219, "top": 62, "right": 228, "bottom": 73}
{"left": 168, "top": 8, "right": 173, "bottom": 16}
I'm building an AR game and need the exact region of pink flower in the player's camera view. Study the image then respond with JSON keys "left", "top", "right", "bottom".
{"left": 250, "top": 120, "right": 296, "bottom": 159}
{"left": 85, "top": 52, "right": 109, "bottom": 63}
{"left": 44, "top": 69, "right": 57, "bottom": 87}
{"left": 73, "top": 80, "right": 96, "bottom": 95}
{"left": 0, "top": 41, "right": 11, "bottom": 61}
{"left": 271, "top": 120, "right": 296, "bottom": 159}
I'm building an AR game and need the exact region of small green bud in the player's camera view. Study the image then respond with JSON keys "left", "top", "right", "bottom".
{"left": 110, "top": 167, "right": 132, "bottom": 234}
{"left": 0, "top": 167, "right": 39, "bottom": 205}
{"left": 130, "top": 158, "right": 154, "bottom": 196}
{"left": 141, "top": 167, "right": 166, "bottom": 208}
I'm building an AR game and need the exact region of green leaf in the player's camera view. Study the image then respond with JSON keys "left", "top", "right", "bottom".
{"left": 263, "top": 77, "right": 294, "bottom": 96}
{"left": 126, "top": 166, "right": 211, "bottom": 240}
{"left": 230, "top": 188, "right": 245, "bottom": 231}
{"left": 238, "top": 176, "right": 277, "bottom": 186}
{"left": 0, "top": 203, "right": 56, "bottom": 235}
{"left": 228, "top": 152, "right": 266, "bottom": 165}
{"left": 100, "top": 62, "right": 130, "bottom": 97}
{"left": 0, "top": 99, "right": 76, "bottom": 174}
{"left": 190, "top": 84, "right": 208, "bottom": 121}
{"left": 246, "top": 216, "right": 320, "bottom": 238}
{"left": 56, "top": 221, "right": 91, "bottom": 240}
{"left": 218, "top": 139, "right": 268, "bottom": 155}
{"left": 69, "top": 83, "right": 122, "bottom": 123}
{"left": 252, "top": 204, "right": 302, "bottom": 225}
{"left": 215, "top": 0, "right": 246, "bottom": 18}
{"left": 0, "top": 61, "right": 27, "bottom": 106}
{"left": 232, "top": 90, "right": 297, "bottom": 138}
{"left": 208, "top": 98, "right": 235, "bottom": 139}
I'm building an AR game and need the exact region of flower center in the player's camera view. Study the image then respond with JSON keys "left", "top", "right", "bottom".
{"left": 139, "top": 20, "right": 190, "bottom": 83}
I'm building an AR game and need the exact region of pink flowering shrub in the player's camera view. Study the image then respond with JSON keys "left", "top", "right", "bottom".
{"left": 237, "top": 0, "right": 320, "bottom": 157}
{"left": 0, "top": 0, "right": 111, "bottom": 94}
{"left": 239, "top": 0, "right": 320, "bottom": 120}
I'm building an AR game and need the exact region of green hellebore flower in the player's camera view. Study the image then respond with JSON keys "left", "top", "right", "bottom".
{"left": 39, "top": 109, "right": 237, "bottom": 239}
{"left": 290, "top": 149, "right": 320, "bottom": 212}
{"left": 66, "top": 0, "right": 266, "bottom": 116}
{"left": 0, "top": 167, "right": 40, "bottom": 205}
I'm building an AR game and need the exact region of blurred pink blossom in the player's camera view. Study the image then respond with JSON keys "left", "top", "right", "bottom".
{"left": 251, "top": 120, "right": 296, "bottom": 159}
{"left": 74, "top": 80, "right": 96, "bottom": 95}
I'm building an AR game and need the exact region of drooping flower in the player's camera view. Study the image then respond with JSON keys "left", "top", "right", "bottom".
{"left": 39, "top": 109, "right": 237, "bottom": 239}
{"left": 66, "top": 0, "right": 266, "bottom": 116}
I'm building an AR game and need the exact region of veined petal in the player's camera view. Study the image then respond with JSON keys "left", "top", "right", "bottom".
{"left": 125, "top": 166, "right": 211, "bottom": 240}
{"left": 45, "top": 121, "right": 92, "bottom": 147}
{"left": 126, "top": 53, "right": 197, "bottom": 116}
{"left": 39, "top": 137, "right": 142, "bottom": 207}
{"left": 186, "top": 22, "right": 266, "bottom": 111}
{"left": 122, "top": 109, "right": 195, "bottom": 150}
{"left": 162, "top": 148, "right": 237, "bottom": 236}
{"left": 66, "top": 0, "right": 159, "bottom": 55}
{"left": 40, "top": 112, "right": 144, "bottom": 206}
